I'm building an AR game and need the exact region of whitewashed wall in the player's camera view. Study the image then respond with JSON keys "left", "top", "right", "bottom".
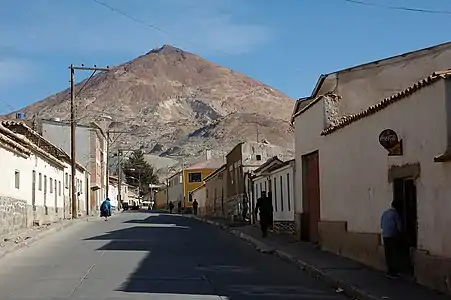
{"left": 192, "top": 185, "right": 206, "bottom": 211}
{"left": 294, "top": 99, "right": 325, "bottom": 214}
{"left": 269, "top": 163, "right": 295, "bottom": 221}
{"left": 0, "top": 146, "right": 33, "bottom": 202}
{"left": 321, "top": 80, "right": 451, "bottom": 257}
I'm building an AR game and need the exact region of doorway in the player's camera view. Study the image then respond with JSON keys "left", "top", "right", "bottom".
{"left": 302, "top": 151, "right": 321, "bottom": 243}
{"left": 32, "top": 171, "right": 36, "bottom": 213}
{"left": 393, "top": 177, "right": 417, "bottom": 275}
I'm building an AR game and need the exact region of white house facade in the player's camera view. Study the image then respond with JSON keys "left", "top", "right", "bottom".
{"left": 192, "top": 184, "right": 206, "bottom": 216}
{"left": 251, "top": 157, "right": 295, "bottom": 235}
{"left": 292, "top": 70, "right": 451, "bottom": 294}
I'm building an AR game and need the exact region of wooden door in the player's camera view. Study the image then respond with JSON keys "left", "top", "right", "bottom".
{"left": 302, "top": 151, "right": 321, "bottom": 242}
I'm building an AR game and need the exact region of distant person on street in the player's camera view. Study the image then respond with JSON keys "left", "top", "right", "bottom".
{"left": 177, "top": 201, "right": 182, "bottom": 214}
{"left": 381, "top": 200, "right": 403, "bottom": 278}
{"left": 255, "top": 191, "right": 273, "bottom": 238}
{"left": 193, "top": 199, "right": 199, "bottom": 215}
{"left": 169, "top": 201, "right": 174, "bottom": 214}
{"left": 100, "top": 198, "right": 112, "bottom": 221}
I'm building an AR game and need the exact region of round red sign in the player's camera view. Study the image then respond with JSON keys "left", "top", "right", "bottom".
{"left": 379, "top": 129, "right": 399, "bottom": 150}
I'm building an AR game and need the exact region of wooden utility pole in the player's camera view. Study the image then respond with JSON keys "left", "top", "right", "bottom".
{"left": 70, "top": 65, "right": 76, "bottom": 218}
{"left": 70, "top": 64, "right": 109, "bottom": 219}
{"left": 105, "top": 130, "right": 128, "bottom": 199}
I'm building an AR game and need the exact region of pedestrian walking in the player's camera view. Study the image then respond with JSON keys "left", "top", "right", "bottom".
{"left": 177, "top": 201, "right": 182, "bottom": 214}
{"left": 381, "top": 200, "right": 403, "bottom": 278}
{"left": 169, "top": 201, "right": 174, "bottom": 214}
{"left": 193, "top": 199, "right": 198, "bottom": 215}
{"left": 255, "top": 191, "right": 273, "bottom": 238}
{"left": 100, "top": 198, "right": 112, "bottom": 221}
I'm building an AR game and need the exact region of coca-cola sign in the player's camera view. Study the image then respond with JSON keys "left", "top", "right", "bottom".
{"left": 379, "top": 129, "right": 399, "bottom": 150}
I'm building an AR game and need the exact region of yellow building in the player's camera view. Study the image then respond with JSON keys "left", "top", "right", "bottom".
{"left": 166, "top": 160, "right": 224, "bottom": 212}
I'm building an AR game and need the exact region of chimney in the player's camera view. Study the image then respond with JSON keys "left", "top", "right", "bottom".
{"left": 206, "top": 149, "right": 212, "bottom": 161}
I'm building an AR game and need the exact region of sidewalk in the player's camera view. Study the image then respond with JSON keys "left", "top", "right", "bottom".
{"left": 197, "top": 217, "right": 450, "bottom": 300}
{"left": 0, "top": 212, "right": 119, "bottom": 261}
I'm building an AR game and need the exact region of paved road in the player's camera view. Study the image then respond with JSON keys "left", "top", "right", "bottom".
{"left": 0, "top": 211, "right": 349, "bottom": 300}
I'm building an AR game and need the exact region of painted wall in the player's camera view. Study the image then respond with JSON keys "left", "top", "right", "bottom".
{"left": 167, "top": 172, "right": 184, "bottom": 205}
{"left": 183, "top": 168, "right": 215, "bottom": 207}
{"left": 317, "top": 42, "right": 451, "bottom": 119}
{"left": 269, "top": 163, "right": 295, "bottom": 221}
{"left": 294, "top": 99, "right": 325, "bottom": 215}
{"left": 321, "top": 80, "right": 451, "bottom": 257}
{"left": 192, "top": 185, "right": 206, "bottom": 215}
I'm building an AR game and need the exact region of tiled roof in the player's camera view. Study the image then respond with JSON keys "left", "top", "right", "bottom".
{"left": 321, "top": 70, "right": 451, "bottom": 136}
{"left": 253, "top": 156, "right": 282, "bottom": 173}
{"left": 1, "top": 120, "right": 88, "bottom": 170}
{"left": 0, "top": 122, "right": 65, "bottom": 167}
{"left": 0, "top": 124, "right": 31, "bottom": 156}
{"left": 265, "top": 159, "right": 294, "bottom": 173}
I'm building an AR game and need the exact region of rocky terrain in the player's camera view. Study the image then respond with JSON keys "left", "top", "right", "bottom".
{"left": 5, "top": 45, "right": 295, "bottom": 172}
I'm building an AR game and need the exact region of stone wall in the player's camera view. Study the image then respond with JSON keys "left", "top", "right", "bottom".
{"left": 273, "top": 221, "right": 296, "bottom": 236}
{"left": 0, "top": 196, "right": 28, "bottom": 236}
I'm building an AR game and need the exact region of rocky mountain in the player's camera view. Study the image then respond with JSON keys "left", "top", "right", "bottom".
{"left": 6, "top": 45, "right": 295, "bottom": 172}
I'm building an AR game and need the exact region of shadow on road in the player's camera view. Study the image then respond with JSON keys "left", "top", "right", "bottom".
{"left": 83, "top": 213, "right": 346, "bottom": 299}
{"left": 84, "top": 213, "right": 229, "bottom": 297}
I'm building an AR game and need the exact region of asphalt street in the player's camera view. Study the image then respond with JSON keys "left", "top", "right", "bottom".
{"left": 0, "top": 211, "right": 349, "bottom": 300}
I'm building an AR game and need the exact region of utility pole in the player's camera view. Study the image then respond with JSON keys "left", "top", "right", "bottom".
{"left": 117, "top": 149, "right": 122, "bottom": 207}
{"left": 105, "top": 130, "right": 128, "bottom": 199}
{"left": 70, "top": 64, "right": 109, "bottom": 219}
{"left": 70, "top": 65, "right": 76, "bottom": 218}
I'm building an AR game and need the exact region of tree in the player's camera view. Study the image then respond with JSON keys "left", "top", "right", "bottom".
{"left": 122, "top": 150, "right": 158, "bottom": 196}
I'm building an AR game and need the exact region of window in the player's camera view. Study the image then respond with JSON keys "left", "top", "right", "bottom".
{"left": 65, "top": 173, "right": 68, "bottom": 188}
{"left": 80, "top": 180, "right": 83, "bottom": 194}
{"left": 69, "top": 175, "right": 71, "bottom": 192}
{"left": 58, "top": 181, "right": 62, "bottom": 196}
{"left": 14, "top": 170, "right": 20, "bottom": 189}
{"left": 280, "top": 175, "right": 284, "bottom": 211}
{"left": 38, "top": 173, "right": 42, "bottom": 191}
{"left": 44, "top": 175, "right": 47, "bottom": 193}
{"left": 256, "top": 154, "right": 262, "bottom": 161}
{"left": 50, "top": 178, "right": 53, "bottom": 193}
{"left": 188, "top": 172, "right": 202, "bottom": 183}
{"left": 287, "top": 173, "right": 291, "bottom": 211}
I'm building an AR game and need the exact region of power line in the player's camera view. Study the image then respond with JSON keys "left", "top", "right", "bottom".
{"left": 91, "top": 0, "right": 168, "bottom": 35}
{"left": 90, "top": 0, "right": 230, "bottom": 56}
{"left": 340, "top": 0, "right": 451, "bottom": 15}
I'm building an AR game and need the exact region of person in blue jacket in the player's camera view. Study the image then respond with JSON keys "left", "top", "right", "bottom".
{"left": 100, "top": 198, "right": 112, "bottom": 221}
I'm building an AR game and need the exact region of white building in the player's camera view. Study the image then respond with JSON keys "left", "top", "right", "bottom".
{"left": 0, "top": 121, "right": 90, "bottom": 234}
{"left": 292, "top": 62, "right": 451, "bottom": 292}
{"left": 251, "top": 157, "right": 295, "bottom": 234}
{"left": 191, "top": 184, "right": 206, "bottom": 215}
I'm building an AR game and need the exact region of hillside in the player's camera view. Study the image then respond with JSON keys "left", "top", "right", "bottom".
{"left": 6, "top": 45, "right": 295, "bottom": 171}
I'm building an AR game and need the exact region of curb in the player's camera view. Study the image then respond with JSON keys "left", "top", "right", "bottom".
{"left": 195, "top": 217, "right": 381, "bottom": 300}
{"left": 0, "top": 213, "right": 118, "bottom": 261}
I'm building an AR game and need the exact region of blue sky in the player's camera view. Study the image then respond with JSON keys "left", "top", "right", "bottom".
{"left": 0, "top": 0, "right": 450, "bottom": 114}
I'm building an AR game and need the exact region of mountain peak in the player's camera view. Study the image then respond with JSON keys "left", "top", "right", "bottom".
{"left": 146, "top": 44, "right": 186, "bottom": 56}
{"left": 9, "top": 47, "right": 295, "bottom": 170}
